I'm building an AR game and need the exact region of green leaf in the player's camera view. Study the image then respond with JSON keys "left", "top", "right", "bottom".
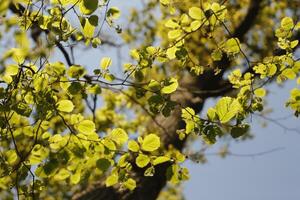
{"left": 211, "top": 49, "right": 223, "bottom": 61}
{"left": 47, "top": 62, "right": 66, "bottom": 76}
{"left": 68, "top": 82, "right": 82, "bottom": 95}
{"left": 224, "top": 38, "right": 240, "bottom": 55}
{"left": 43, "top": 159, "right": 59, "bottom": 176}
{"left": 81, "top": 16, "right": 98, "bottom": 38}
{"left": 67, "top": 65, "right": 86, "bottom": 78}
{"left": 28, "top": 145, "right": 49, "bottom": 165}
{"left": 70, "top": 171, "right": 81, "bottom": 184}
{"left": 109, "top": 128, "right": 128, "bottom": 146}
{"left": 230, "top": 124, "right": 249, "bottom": 138}
{"left": 215, "top": 97, "right": 241, "bottom": 123}
{"left": 107, "top": 7, "right": 121, "bottom": 20}
{"left": 136, "top": 154, "right": 150, "bottom": 168}
{"left": 12, "top": 102, "right": 32, "bottom": 117}
{"left": 79, "top": 0, "right": 98, "bottom": 15}
{"left": 103, "top": 139, "right": 116, "bottom": 151}
{"left": 128, "top": 140, "right": 139, "bottom": 152}
{"left": 141, "top": 134, "right": 160, "bottom": 152}
{"left": 148, "top": 80, "right": 161, "bottom": 92}
{"left": 56, "top": 100, "right": 74, "bottom": 113}
{"left": 96, "top": 158, "right": 111, "bottom": 171}
{"left": 6, "top": 150, "right": 19, "bottom": 165}
{"left": 77, "top": 120, "right": 96, "bottom": 135}
{"left": 54, "top": 168, "right": 70, "bottom": 181}
{"left": 161, "top": 78, "right": 178, "bottom": 94}
{"left": 134, "top": 70, "right": 144, "bottom": 82}
{"left": 153, "top": 156, "right": 170, "bottom": 165}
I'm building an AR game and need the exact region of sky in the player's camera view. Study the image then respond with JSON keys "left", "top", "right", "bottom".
{"left": 183, "top": 81, "right": 300, "bottom": 200}
{"left": 52, "top": 1, "right": 300, "bottom": 199}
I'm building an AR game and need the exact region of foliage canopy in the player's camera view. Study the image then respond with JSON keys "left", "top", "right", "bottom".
{"left": 0, "top": 0, "right": 299, "bottom": 199}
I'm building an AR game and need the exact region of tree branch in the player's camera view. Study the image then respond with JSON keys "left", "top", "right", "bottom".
{"left": 72, "top": 2, "right": 265, "bottom": 199}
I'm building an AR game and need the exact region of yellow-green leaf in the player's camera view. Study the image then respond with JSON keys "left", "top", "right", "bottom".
{"left": 77, "top": 120, "right": 96, "bottom": 135}
{"left": 79, "top": 0, "right": 98, "bottom": 15}
{"left": 161, "top": 78, "right": 178, "bottom": 94}
{"left": 224, "top": 38, "right": 240, "bottom": 54}
{"left": 281, "top": 17, "right": 294, "bottom": 30}
{"left": 5, "top": 65, "right": 19, "bottom": 76}
{"left": 215, "top": 97, "right": 241, "bottom": 123}
{"left": 189, "top": 7, "right": 203, "bottom": 20}
{"left": 28, "top": 144, "right": 49, "bottom": 165}
{"left": 100, "top": 57, "right": 112, "bottom": 70}
{"left": 282, "top": 68, "right": 296, "bottom": 80}
{"left": 207, "top": 107, "right": 217, "bottom": 121}
{"left": 6, "top": 150, "right": 19, "bottom": 165}
{"left": 166, "top": 46, "right": 177, "bottom": 60}
{"left": 106, "top": 174, "right": 118, "bottom": 187}
{"left": 107, "top": 7, "right": 121, "bottom": 20}
{"left": 128, "top": 140, "right": 139, "bottom": 152}
{"left": 109, "top": 128, "right": 128, "bottom": 146}
{"left": 168, "top": 29, "right": 182, "bottom": 39}
{"left": 56, "top": 100, "right": 74, "bottom": 113}
{"left": 124, "top": 178, "right": 136, "bottom": 191}
{"left": 190, "top": 20, "right": 201, "bottom": 31}
{"left": 103, "top": 138, "right": 116, "bottom": 151}
{"left": 153, "top": 156, "right": 170, "bottom": 165}
{"left": 165, "top": 19, "right": 179, "bottom": 28}
{"left": 254, "top": 88, "right": 266, "bottom": 97}
{"left": 141, "top": 134, "right": 160, "bottom": 152}
{"left": 70, "top": 169, "right": 81, "bottom": 184}
{"left": 160, "top": 0, "right": 170, "bottom": 5}
{"left": 136, "top": 154, "right": 150, "bottom": 168}
{"left": 54, "top": 169, "right": 70, "bottom": 181}
{"left": 84, "top": 15, "right": 98, "bottom": 38}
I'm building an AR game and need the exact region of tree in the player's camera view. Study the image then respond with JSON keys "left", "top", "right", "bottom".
{"left": 0, "top": 0, "right": 299, "bottom": 199}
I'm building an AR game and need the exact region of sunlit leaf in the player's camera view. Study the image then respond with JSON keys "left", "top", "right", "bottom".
{"left": 161, "top": 78, "right": 178, "bottom": 94}
{"left": 136, "top": 154, "right": 150, "bottom": 168}
{"left": 109, "top": 128, "right": 128, "bottom": 146}
{"left": 215, "top": 97, "right": 241, "bottom": 123}
{"left": 57, "top": 100, "right": 74, "bottom": 113}
{"left": 141, "top": 134, "right": 160, "bottom": 152}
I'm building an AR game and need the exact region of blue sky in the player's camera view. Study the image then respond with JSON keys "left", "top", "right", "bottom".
{"left": 183, "top": 81, "right": 300, "bottom": 200}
